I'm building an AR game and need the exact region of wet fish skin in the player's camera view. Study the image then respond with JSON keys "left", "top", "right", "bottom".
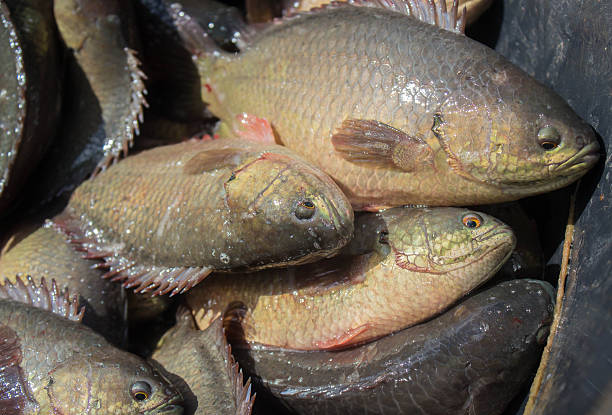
{"left": 235, "top": 279, "right": 555, "bottom": 415}
{"left": 197, "top": 3, "right": 599, "bottom": 209}
{"left": 54, "top": 138, "right": 354, "bottom": 295}
{"left": 0, "top": 282, "right": 183, "bottom": 414}
{"left": 0, "top": 223, "right": 126, "bottom": 345}
{"left": 187, "top": 207, "right": 515, "bottom": 350}
{"left": 152, "top": 309, "right": 255, "bottom": 415}
{"left": 0, "top": 0, "right": 62, "bottom": 215}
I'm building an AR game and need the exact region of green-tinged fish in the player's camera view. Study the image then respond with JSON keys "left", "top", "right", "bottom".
{"left": 152, "top": 308, "right": 255, "bottom": 415}
{"left": 0, "top": 0, "right": 62, "bottom": 215}
{"left": 0, "top": 222, "right": 126, "bottom": 345}
{"left": 187, "top": 0, "right": 599, "bottom": 209}
{"left": 235, "top": 279, "right": 555, "bottom": 415}
{"left": 0, "top": 276, "right": 183, "bottom": 414}
{"left": 187, "top": 207, "right": 515, "bottom": 350}
{"left": 51, "top": 130, "right": 354, "bottom": 297}
{"left": 30, "top": 0, "right": 146, "bottom": 204}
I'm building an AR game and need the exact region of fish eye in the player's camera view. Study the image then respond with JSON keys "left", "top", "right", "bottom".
{"left": 378, "top": 231, "right": 389, "bottom": 244}
{"left": 294, "top": 200, "right": 316, "bottom": 220}
{"left": 130, "top": 381, "right": 152, "bottom": 402}
{"left": 537, "top": 126, "right": 561, "bottom": 150}
{"left": 462, "top": 213, "right": 483, "bottom": 229}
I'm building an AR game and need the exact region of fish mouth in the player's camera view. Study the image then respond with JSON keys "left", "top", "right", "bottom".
{"left": 550, "top": 141, "right": 600, "bottom": 174}
{"left": 144, "top": 398, "right": 184, "bottom": 415}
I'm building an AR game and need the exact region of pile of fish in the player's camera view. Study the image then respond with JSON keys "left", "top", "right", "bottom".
{"left": 0, "top": 0, "right": 600, "bottom": 414}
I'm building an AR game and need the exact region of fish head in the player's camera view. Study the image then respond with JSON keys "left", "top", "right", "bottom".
{"left": 437, "top": 60, "right": 599, "bottom": 196}
{"left": 46, "top": 351, "right": 183, "bottom": 414}
{"left": 225, "top": 151, "right": 354, "bottom": 266}
{"left": 383, "top": 207, "right": 515, "bottom": 291}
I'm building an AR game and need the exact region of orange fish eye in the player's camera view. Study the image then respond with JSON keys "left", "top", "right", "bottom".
{"left": 462, "top": 214, "right": 483, "bottom": 229}
{"left": 130, "top": 381, "right": 152, "bottom": 402}
{"left": 537, "top": 126, "right": 561, "bottom": 150}
{"left": 295, "top": 200, "right": 316, "bottom": 220}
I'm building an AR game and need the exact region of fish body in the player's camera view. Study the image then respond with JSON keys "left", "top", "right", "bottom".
{"left": 53, "top": 138, "right": 354, "bottom": 296}
{"left": 0, "top": 278, "right": 183, "bottom": 414}
{"left": 187, "top": 207, "right": 515, "bottom": 350}
{"left": 0, "top": 0, "right": 62, "bottom": 215}
{"left": 0, "top": 224, "right": 126, "bottom": 345}
{"left": 31, "top": 0, "right": 146, "bottom": 204}
{"left": 152, "top": 309, "right": 254, "bottom": 415}
{"left": 235, "top": 279, "right": 555, "bottom": 415}
{"left": 196, "top": 2, "right": 599, "bottom": 209}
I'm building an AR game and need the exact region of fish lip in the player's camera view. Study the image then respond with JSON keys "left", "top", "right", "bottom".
{"left": 552, "top": 141, "right": 600, "bottom": 173}
{"left": 143, "top": 397, "right": 184, "bottom": 415}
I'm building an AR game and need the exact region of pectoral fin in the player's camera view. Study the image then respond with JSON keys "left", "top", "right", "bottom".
{"left": 332, "top": 119, "right": 433, "bottom": 172}
{"left": 184, "top": 148, "right": 245, "bottom": 174}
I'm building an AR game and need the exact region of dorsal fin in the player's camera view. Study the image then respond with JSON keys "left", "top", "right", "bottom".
{"left": 286, "top": 0, "right": 466, "bottom": 34}
{"left": 0, "top": 276, "right": 84, "bottom": 322}
{"left": 220, "top": 322, "right": 256, "bottom": 414}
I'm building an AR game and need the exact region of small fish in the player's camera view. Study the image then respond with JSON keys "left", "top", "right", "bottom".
{"left": 30, "top": 0, "right": 147, "bottom": 204}
{"left": 0, "top": 0, "right": 62, "bottom": 215}
{"left": 52, "top": 124, "right": 354, "bottom": 297}
{"left": 188, "top": 0, "right": 599, "bottom": 209}
{"left": 152, "top": 308, "right": 255, "bottom": 415}
{"left": 186, "top": 207, "right": 515, "bottom": 350}
{"left": 0, "top": 276, "right": 183, "bottom": 414}
{"left": 0, "top": 222, "right": 126, "bottom": 345}
{"left": 235, "top": 279, "right": 555, "bottom": 415}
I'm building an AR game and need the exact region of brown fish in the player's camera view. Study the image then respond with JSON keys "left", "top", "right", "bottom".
{"left": 236, "top": 279, "right": 554, "bottom": 415}
{"left": 30, "top": 0, "right": 147, "bottom": 205}
{"left": 52, "top": 130, "right": 354, "bottom": 297}
{"left": 0, "top": 276, "right": 183, "bottom": 414}
{"left": 186, "top": 207, "right": 515, "bottom": 350}
{"left": 152, "top": 308, "right": 255, "bottom": 415}
{"left": 0, "top": 222, "right": 126, "bottom": 345}
{"left": 0, "top": 0, "right": 62, "bottom": 215}
{"left": 188, "top": 0, "right": 599, "bottom": 209}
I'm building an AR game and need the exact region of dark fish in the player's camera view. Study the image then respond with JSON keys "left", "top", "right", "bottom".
{"left": 0, "top": 0, "right": 62, "bottom": 215}
{"left": 235, "top": 279, "right": 554, "bottom": 415}
{"left": 152, "top": 308, "right": 255, "bottom": 415}
{"left": 186, "top": 207, "right": 515, "bottom": 350}
{"left": 0, "top": 222, "right": 126, "bottom": 345}
{"left": 0, "top": 276, "right": 183, "bottom": 414}
{"left": 191, "top": 0, "right": 599, "bottom": 209}
{"left": 52, "top": 133, "right": 354, "bottom": 296}
{"left": 31, "top": 0, "right": 147, "bottom": 204}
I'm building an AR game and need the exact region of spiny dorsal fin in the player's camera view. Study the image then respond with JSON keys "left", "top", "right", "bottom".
{"left": 0, "top": 276, "right": 84, "bottom": 322}
{"left": 331, "top": 119, "right": 434, "bottom": 171}
{"left": 93, "top": 48, "right": 149, "bottom": 175}
{"left": 286, "top": 0, "right": 466, "bottom": 34}
{"left": 220, "top": 322, "right": 256, "bottom": 415}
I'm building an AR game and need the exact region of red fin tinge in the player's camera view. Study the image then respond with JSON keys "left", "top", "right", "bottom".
{"left": 314, "top": 324, "right": 371, "bottom": 350}
{"left": 49, "top": 214, "right": 212, "bottom": 297}
{"left": 0, "top": 324, "right": 37, "bottom": 415}
{"left": 92, "top": 48, "right": 149, "bottom": 176}
{"left": 0, "top": 276, "right": 84, "bottom": 323}
{"left": 234, "top": 113, "right": 277, "bottom": 145}
{"left": 283, "top": 0, "right": 466, "bottom": 34}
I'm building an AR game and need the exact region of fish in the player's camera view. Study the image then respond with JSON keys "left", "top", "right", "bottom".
{"left": 187, "top": 0, "right": 599, "bottom": 209}
{"left": 0, "top": 276, "right": 183, "bottom": 414}
{"left": 51, "top": 123, "right": 354, "bottom": 297}
{"left": 0, "top": 0, "right": 62, "bottom": 215}
{"left": 186, "top": 207, "right": 515, "bottom": 350}
{"left": 271, "top": 0, "right": 494, "bottom": 25}
{"left": 0, "top": 222, "right": 126, "bottom": 345}
{"left": 234, "top": 279, "right": 555, "bottom": 415}
{"left": 152, "top": 308, "right": 255, "bottom": 415}
{"left": 29, "top": 0, "right": 147, "bottom": 204}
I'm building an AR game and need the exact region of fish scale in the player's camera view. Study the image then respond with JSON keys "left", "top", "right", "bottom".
{"left": 196, "top": 2, "right": 598, "bottom": 209}
{"left": 187, "top": 207, "right": 515, "bottom": 351}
